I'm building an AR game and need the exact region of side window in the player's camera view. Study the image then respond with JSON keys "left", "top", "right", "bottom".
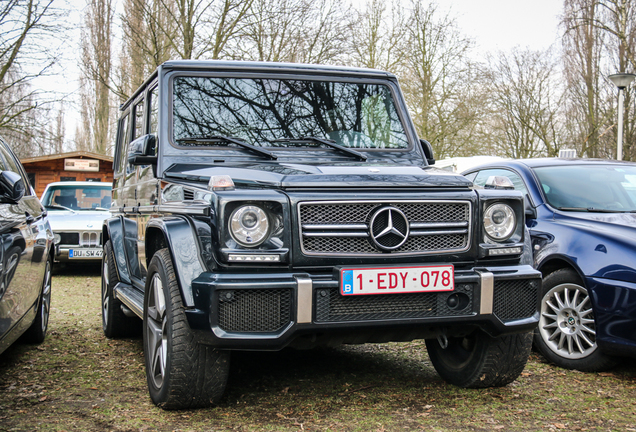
{"left": 114, "top": 114, "right": 131, "bottom": 176}
{"left": 0, "top": 145, "right": 8, "bottom": 172}
{"left": 149, "top": 86, "right": 158, "bottom": 136}
{"left": 472, "top": 168, "right": 528, "bottom": 195}
{"left": 133, "top": 99, "right": 145, "bottom": 140}
{"left": 0, "top": 142, "right": 32, "bottom": 195}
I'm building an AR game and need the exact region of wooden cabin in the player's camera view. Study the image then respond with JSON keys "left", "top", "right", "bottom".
{"left": 20, "top": 151, "right": 114, "bottom": 198}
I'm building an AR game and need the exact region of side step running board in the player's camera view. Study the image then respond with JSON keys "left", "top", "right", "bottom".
{"left": 114, "top": 282, "right": 144, "bottom": 319}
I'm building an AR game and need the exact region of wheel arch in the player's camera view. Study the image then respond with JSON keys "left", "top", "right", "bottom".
{"left": 537, "top": 255, "right": 585, "bottom": 285}
{"left": 145, "top": 216, "right": 206, "bottom": 308}
{"left": 102, "top": 217, "right": 131, "bottom": 284}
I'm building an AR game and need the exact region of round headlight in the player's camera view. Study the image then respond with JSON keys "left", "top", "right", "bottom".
{"left": 54, "top": 233, "right": 61, "bottom": 244}
{"left": 229, "top": 205, "right": 270, "bottom": 247}
{"left": 484, "top": 203, "right": 516, "bottom": 241}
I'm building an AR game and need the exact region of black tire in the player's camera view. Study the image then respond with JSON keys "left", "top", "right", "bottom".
{"left": 102, "top": 240, "right": 139, "bottom": 338}
{"left": 23, "top": 253, "right": 52, "bottom": 343}
{"left": 426, "top": 330, "right": 533, "bottom": 388}
{"left": 144, "top": 248, "right": 230, "bottom": 409}
{"left": 534, "top": 268, "right": 617, "bottom": 372}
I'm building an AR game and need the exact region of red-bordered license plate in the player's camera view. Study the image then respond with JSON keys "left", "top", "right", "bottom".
{"left": 340, "top": 265, "right": 454, "bottom": 296}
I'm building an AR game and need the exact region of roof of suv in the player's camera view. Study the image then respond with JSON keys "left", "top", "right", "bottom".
{"left": 122, "top": 60, "right": 397, "bottom": 110}
{"left": 160, "top": 60, "right": 395, "bottom": 78}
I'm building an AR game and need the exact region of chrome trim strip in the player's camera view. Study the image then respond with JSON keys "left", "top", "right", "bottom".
{"left": 410, "top": 221, "right": 468, "bottom": 229}
{"left": 303, "top": 223, "right": 368, "bottom": 230}
{"left": 410, "top": 229, "right": 468, "bottom": 236}
{"left": 296, "top": 277, "right": 313, "bottom": 324}
{"left": 297, "top": 199, "right": 472, "bottom": 257}
{"left": 156, "top": 204, "right": 210, "bottom": 216}
{"left": 478, "top": 271, "right": 494, "bottom": 315}
{"left": 303, "top": 232, "right": 369, "bottom": 238}
{"left": 137, "top": 205, "right": 156, "bottom": 214}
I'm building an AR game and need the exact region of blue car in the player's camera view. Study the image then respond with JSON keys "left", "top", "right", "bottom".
{"left": 463, "top": 158, "right": 636, "bottom": 371}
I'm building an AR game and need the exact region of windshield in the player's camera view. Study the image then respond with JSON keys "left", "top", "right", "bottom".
{"left": 172, "top": 76, "right": 409, "bottom": 150}
{"left": 534, "top": 164, "right": 636, "bottom": 212}
{"left": 42, "top": 185, "right": 112, "bottom": 211}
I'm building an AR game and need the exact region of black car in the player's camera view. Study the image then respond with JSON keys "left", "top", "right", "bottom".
{"left": 463, "top": 158, "right": 636, "bottom": 371}
{"left": 0, "top": 137, "right": 54, "bottom": 355}
{"left": 103, "top": 60, "right": 542, "bottom": 409}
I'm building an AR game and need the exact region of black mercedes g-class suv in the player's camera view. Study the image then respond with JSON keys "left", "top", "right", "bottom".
{"left": 103, "top": 60, "right": 541, "bottom": 409}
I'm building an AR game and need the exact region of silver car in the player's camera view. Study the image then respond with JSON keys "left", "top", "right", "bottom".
{"left": 40, "top": 181, "right": 111, "bottom": 262}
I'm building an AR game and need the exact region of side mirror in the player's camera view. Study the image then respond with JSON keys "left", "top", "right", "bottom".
{"left": 419, "top": 139, "right": 435, "bottom": 165}
{"left": 0, "top": 171, "right": 25, "bottom": 203}
{"left": 128, "top": 134, "right": 157, "bottom": 165}
{"left": 484, "top": 175, "right": 515, "bottom": 190}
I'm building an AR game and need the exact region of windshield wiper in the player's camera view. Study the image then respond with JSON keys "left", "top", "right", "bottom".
{"left": 176, "top": 135, "right": 277, "bottom": 160}
{"left": 45, "top": 204, "right": 76, "bottom": 213}
{"left": 557, "top": 207, "right": 628, "bottom": 213}
{"left": 271, "top": 136, "right": 367, "bottom": 161}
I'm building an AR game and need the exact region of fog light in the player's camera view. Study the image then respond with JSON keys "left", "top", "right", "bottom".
{"left": 488, "top": 246, "right": 522, "bottom": 256}
{"left": 228, "top": 254, "right": 280, "bottom": 262}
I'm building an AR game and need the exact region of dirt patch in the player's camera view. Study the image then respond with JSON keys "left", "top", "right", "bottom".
{"left": 1, "top": 263, "right": 635, "bottom": 431}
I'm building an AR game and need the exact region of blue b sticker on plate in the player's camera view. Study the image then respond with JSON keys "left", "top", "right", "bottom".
{"left": 342, "top": 270, "right": 354, "bottom": 294}
{"left": 69, "top": 250, "right": 74, "bottom": 258}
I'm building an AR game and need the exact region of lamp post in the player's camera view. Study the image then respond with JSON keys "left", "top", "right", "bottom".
{"left": 609, "top": 73, "right": 636, "bottom": 160}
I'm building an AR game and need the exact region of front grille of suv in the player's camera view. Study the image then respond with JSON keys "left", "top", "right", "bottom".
{"left": 493, "top": 279, "right": 540, "bottom": 322}
{"left": 217, "top": 289, "right": 292, "bottom": 333}
{"left": 315, "top": 284, "right": 474, "bottom": 322}
{"left": 299, "top": 200, "right": 471, "bottom": 256}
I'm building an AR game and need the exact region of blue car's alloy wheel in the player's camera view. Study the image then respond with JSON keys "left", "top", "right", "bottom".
{"left": 534, "top": 269, "right": 617, "bottom": 371}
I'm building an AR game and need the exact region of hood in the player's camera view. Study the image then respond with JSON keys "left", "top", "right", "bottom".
{"left": 46, "top": 210, "right": 110, "bottom": 231}
{"left": 164, "top": 162, "right": 472, "bottom": 189}
{"left": 555, "top": 210, "right": 636, "bottom": 238}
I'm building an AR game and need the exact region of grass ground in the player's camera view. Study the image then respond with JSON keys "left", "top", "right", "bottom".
{"left": 0, "top": 263, "right": 635, "bottom": 431}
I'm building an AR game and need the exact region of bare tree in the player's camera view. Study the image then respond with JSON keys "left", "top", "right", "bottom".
{"left": 562, "top": 0, "right": 606, "bottom": 158}
{"left": 349, "top": 0, "right": 407, "bottom": 71}
{"left": 144, "top": 0, "right": 252, "bottom": 60}
{"left": 80, "top": 0, "right": 115, "bottom": 155}
{"left": 231, "top": 0, "right": 349, "bottom": 64}
{"left": 483, "top": 48, "right": 564, "bottom": 159}
{"left": 398, "top": 0, "right": 482, "bottom": 158}
{"left": 597, "top": 0, "right": 636, "bottom": 159}
{"left": 0, "top": 0, "right": 65, "bottom": 155}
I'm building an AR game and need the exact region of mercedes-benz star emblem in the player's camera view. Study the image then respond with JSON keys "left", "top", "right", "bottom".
{"left": 369, "top": 206, "right": 409, "bottom": 251}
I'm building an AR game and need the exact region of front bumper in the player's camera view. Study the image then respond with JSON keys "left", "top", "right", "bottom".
{"left": 186, "top": 264, "right": 542, "bottom": 350}
{"left": 588, "top": 276, "right": 636, "bottom": 357}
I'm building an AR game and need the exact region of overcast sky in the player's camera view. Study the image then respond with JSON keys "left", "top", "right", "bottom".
{"left": 447, "top": 0, "right": 563, "bottom": 54}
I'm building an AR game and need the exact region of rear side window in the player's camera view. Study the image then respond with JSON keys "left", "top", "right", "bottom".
{"left": 114, "top": 114, "right": 131, "bottom": 176}
{"left": 149, "top": 86, "right": 158, "bottom": 136}
{"left": 133, "top": 99, "right": 145, "bottom": 140}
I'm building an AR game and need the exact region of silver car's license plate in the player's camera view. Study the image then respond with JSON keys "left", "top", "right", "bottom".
{"left": 69, "top": 248, "right": 103, "bottom": 258}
